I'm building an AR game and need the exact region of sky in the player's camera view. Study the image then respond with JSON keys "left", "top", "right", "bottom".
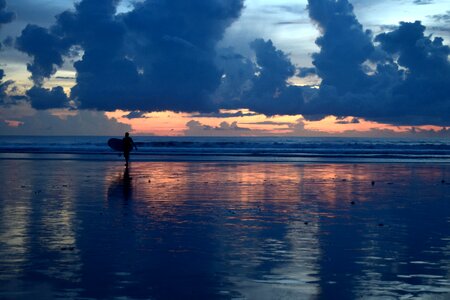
{"left": 0, "top": 0, "right": 449, "bottom": 136}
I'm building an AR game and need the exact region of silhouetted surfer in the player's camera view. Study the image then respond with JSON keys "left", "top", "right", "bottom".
{"left": 123, "top": 132, "right": 137, "bottom": 166}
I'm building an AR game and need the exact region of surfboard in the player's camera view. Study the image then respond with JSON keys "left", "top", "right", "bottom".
{"left": 108, "top": 138, "right": 124, "bottom": 152}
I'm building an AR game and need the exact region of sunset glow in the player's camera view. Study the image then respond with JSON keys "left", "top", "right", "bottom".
{"left": 105, "top": 109, "right": 444, "bottom": 137}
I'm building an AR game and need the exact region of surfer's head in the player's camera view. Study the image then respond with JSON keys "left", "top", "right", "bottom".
{"left": 125, "top": 132, "right": 129, "bottom": 137}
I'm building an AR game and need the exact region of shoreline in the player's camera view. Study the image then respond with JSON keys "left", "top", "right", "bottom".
{"left": 1, "top": 152, "right": 450, "bottom": 164}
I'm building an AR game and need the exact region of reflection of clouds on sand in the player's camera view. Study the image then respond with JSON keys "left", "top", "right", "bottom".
{"left": 37, "top": 173, "right": 81, "bottom": 282}
{"left": 315, "top": 165, "right": 450, "bottom": 299}
{"left": 0, "top": 160, "right": 83, "bottom": 297}
{"left": 0, "top": 161, "right": 32, "bottom": 280}
{"left": 443, "top": 233, "right": 450, "bottom": 287}
{"left": 1, "top": 160, "right": 450, "bottom": 299}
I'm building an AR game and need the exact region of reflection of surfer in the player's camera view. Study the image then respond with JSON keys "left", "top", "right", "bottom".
{"left": 123, "top": 167, "right": 132, "bottom": 199}
{"left": 123, "top": 132, "right": 137, "bottom": 166}
{"left": 107, "top": 168, "right": 133, "bottom": 204}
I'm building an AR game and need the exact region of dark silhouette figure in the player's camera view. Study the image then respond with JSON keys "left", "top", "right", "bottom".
{"left": 123, "top": 132, "right": 137, "bottom": 166}
{"left": 122, "top": 166, "right": 132, "bottom": 200}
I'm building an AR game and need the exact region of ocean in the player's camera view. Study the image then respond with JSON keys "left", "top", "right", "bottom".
{"left": 1, "top": 136, "right": 450, "bottom": 163}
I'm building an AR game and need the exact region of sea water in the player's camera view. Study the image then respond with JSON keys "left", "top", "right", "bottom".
{"left": 1, "top": 136, "right": 450, "bottom": 163}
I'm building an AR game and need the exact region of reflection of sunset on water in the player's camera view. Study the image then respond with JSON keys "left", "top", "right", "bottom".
{"left": 1, "top": 160, "right": 450, "bottom": 299}
{"left": 102, "top": 162, "right": 450, "bottom": 299}
{"left": 106, "top": 162, "right": 450, "bottom": 218}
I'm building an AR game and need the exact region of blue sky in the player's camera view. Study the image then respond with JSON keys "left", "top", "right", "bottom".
{"left": 0, "top": 0, "right": 450, "bottom": 136}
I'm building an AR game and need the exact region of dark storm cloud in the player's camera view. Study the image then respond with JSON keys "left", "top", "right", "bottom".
{"left": 16, "top": 24, "right": 71, "bottom": 85}
{"left": 213, "top": 47, "right": 256, "bottom": 104}
{"left": 376, "top": 21, "right": 449, "bottom": 76}
{"left": 118, "top": 0, "right": 243, "bottom": 112}
{"left": 222, "top": 38, "right": 306, "bottom": 116}
{"left": 373, "top": 21, "right": 450, "bottom": 123}
{"left": 14, "top": 0, "right": 245, "bottom": 113}
{"left": 0, "top": 0, "right": 15, "bottom": 103}
{"left": 0, "top": 69, "right": 13, "bottom": 104}
{"left": 302, "top": 0, "right": 450, "bottom": 126}
{"left": 307, "top": 0, "right": 374, "bottom": 95}
{"left": 0, "top": 0, "right": 14, "bottom": 26}
{"left": 26, "top": 86, "right": 70, "bottom": 110}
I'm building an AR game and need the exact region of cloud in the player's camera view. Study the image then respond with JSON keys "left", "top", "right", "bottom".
{"left": 413, "top": 0, "right": 433, "bottom": 5}
{"left": 307, "top": 0, "right": 374, "bottom": 95}
{"left": 55, "top": 76, "right": 75, "bottom": 80}
{"left": 0, "top": 110, "right": 131, "bottom": 135}
{"left": 219, "top": 39, "right": 307, "bottom": 116}
{"left": 190, "top": 110, "right": 258, "bottom": 118}
{"left": 431, "top": 11, "right": 450, "bottom": 23}
{"left": 14, "top": 0, "right": 245, "bottom": 113}
{"left": 0, "top": 0, "right": 14, "bottom": 27}
{"left": 14, "top": 1, "right": 309, "bottom": 117}
{"left": 26, "top": 85, "right": 70, "bottom": 110}
{"left": 183, "top": 117, "right": 450, "bottom": 138}
{"left": 184, "top": 120, "right": 252, "bottom": 136}
{"left": 301, "top": 0, "right": 450, "bottom": 126}
{"left": 373, "top": 21, "right": 450, "bottom": 124}
{"left": 274, "top": 19, "right": 310, "bottom": 26}
{"left": 0, "top": 0, "right": 15, "bottom": 103}
{"left": 15, "top": 24, "right": 71, "bottom": 85}
{"left": 213, "top": 47, "right": 255, "bottom": 105}
{"left": 2, "top": 35, "right": 13, "bottom": 47}
{"left": 123, "top": 111, "right": 149, "bottom": 119}
{"left": 241, "top": 121, "right": 294, "bottom": 126}
{"left": 298, "top": 67, "right": 317, "bottom": 77}
{"left": 0, "top": 67, "right": 16, "bottom": 106}
{"left": 335, "top": 117, "right": 360, "bottom": 124}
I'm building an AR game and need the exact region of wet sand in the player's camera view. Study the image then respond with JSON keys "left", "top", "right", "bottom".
{"left": 1, "top": 159, "right": 450, "bottom": 299}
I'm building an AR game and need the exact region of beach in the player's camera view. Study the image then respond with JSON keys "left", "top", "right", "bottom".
{"left": 1, "top": 158, "right": 450, "bottom": 299}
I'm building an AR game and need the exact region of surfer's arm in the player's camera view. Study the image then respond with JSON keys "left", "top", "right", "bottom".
{"left": 132, "top": 140, "right": 138, "bottom": 150}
